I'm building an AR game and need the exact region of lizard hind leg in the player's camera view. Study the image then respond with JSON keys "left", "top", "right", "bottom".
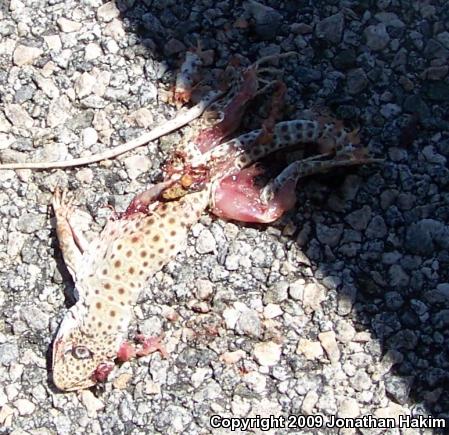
{"left": 211, "top": 147, "right": 382, "bottom": 224}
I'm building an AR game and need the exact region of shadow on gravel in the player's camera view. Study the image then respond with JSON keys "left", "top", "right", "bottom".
{"left": 111, "top": 0, "right": 448, "bottom": 428}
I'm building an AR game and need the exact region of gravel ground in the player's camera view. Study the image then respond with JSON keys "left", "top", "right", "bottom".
{"left": 1, "top": 0, "right": 449, "bottom": 434}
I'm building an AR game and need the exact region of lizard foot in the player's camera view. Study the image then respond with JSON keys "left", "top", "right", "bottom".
{"left": 52, "top": 187, "right": 75, "bottom": 220}
{"left": 116, "top": 334, "right": 168, "bottom": 362}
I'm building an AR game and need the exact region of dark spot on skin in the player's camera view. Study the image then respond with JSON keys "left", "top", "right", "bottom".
{"left": 143, "top": 261, "right": 149, "bottom": 267}
{"left": 111, "top": 254, "right": 116, "bottom": 259}
{"left": 120, "top": 301, "right": 125, "bottom": 306}
{"left": 117, "top": 244, "right": 122, "bottom": 250}
{"left": 158, "top": 260, "right": 163, "bottom": 266}
{"left": 131, "top": 236, "right": 139, "bottom": 243}
{"left": 169, "top": 244, "right": 175, "bottom": 250}
{"left": 153, "top": 235, "right": 160, "bottom": 242}
{"left": 130, "top": 283, "right": 135, "bottom": 288}
{"left": 118, "top": 287, "right": 125, "bottom": 295}
{"left": 115, "top": 274, "right": 120, "bottom": 280}
{"left": 129, "top": 267, "right": 135, "bottom": 274}
{"left": 98, "top": 321, "right": 102, "bottom": 327}
{"left": 181, "top": 222, "right": 187, "bottom": 228}
{"left": 126, "top": 250, "right": 132, "bottom": 258}
{"left": 150, "top": 253, "right": 155, "bottom": 259}
{"left": 108, "top": 295, "right": 114, "bottom": 301}
{"left": 114, "top": 260, "right": 121, "bottom": 268}
{"left": 139, "top": 270, "right": 144, "bottom": 276}
{"left": 158, "top": 248, "right": 164, "bottom": 254}
{"left": 96, "top": 302, "right": 102, "bottom": 309}
{"left": 102, "top": 269, "right": 108, "bottom": 275}
{"left": 104, "top": 283, "right": 111, "bottom": 290}
{"left": 161, "top": 204, "right": 168, "bottom": 212}
{"left": 108, "top": 324, "right": 112, "bottom": 330}
{"left": 168, "top": 217, "right": 175, "bottom": 224}
{"left": 145, "top": 229, "right": 151, "bottom": 235}
{"left": 159, "top": 223, "right": 164, "bottom": 229}
{"left": 148, "top": 218, "right": 155, "bottom": 225}
{"left": 170, "top": 230, "right": 176, "bottom": 236}
{"left": 140, "top": 250, "right": 147, "bottom": 258}
{"left": 110, "top": 310, "right": 116, "bottom": 317}
{"left": 94, "top": 289, "right": 100, "bottom": 295}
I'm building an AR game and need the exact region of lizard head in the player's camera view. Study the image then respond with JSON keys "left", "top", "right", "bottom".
{"left": 52, "top": 306, "right": 118, "bottom": 391}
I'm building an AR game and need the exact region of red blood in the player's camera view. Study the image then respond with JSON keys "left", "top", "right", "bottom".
{"left": 211, "top": 166, "right": 296, "bottom": 223}
{"left": 195, "top": 68, "right": 258, "bottom": 152}
{"left": 116, "top": 341, "right": 136, "bottom": 362}
{"left": 92, "top": 363, "right": 114, "bottom": 383}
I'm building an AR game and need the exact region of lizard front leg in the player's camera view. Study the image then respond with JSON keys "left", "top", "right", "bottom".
{"left": 52, "top": 188, "right": 85, "bottom": 279}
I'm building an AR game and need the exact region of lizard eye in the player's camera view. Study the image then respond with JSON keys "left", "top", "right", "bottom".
{"left": 72, "top": 346, "right": 93, "bottom": 360}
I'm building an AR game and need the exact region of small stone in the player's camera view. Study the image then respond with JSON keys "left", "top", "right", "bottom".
{"left": 315, "top": 13, "right": 344, "bottom": 44}
{"left": 316, "top": 223, "right": 343, "bottom": 247}
{"left": 82, "top": 127, "right": 98, "bottom": 147}
{"left": 80, "top": 390, "right": 105, "bottom": 417}
{"left": 346, "top": 68, "right": 369, "bottom": 94}
{"left": 385, "top": 291, "right": 404, "bottom": 310}
{"left": 385, "top": 375, "right": 413, "bottom": 405}
{"left": 43, "top": 34, "right": 62, "bottom": 51}
{"left": 113, "top": 373, "right": 133, "bottom": 390}
{"left": 224, "top": 254, "right": 239, "bottom": 271}
{"left": 335, "top": 319, "right": 356, "bottom": 343}
{"left": 318, "top": 331, "right": 340, "bottom": 364}
{"left": 97, "top": 1, "right": 120, "bottom": 21}
{"left": 236, "top": 309, "right": 262, "bottom": 338}
{"left": 104, "top": 19, "right": 125, "bottom": 40}
{"left": 302, "top": 282, "right": 326, "bottom": 311}
{"left": 127, "top": 108, "right": 153, "bottom": 128}
{"left": 296, "top": 338, "right": 323, "bottom": 360}
{"left": 245, "top": 0, "right": 282, "bottom": 41}
{"left": 220, "top": 350, "right": 246, "bottom": 365}
{"left": 14, "top": 399, "right": 35, "bottom": 416}
{"left": 366, "top": 215, "right": 388, "bottom": 239}
{"left": 288, "top": 279, "right": 304, "bottom": 301}
{"left": 380, "top": 103, "right": 401, "bottom": 118}
{"left": 345, "top": 205, "right": 372, "bottom": 230}
{"left": 422, "top": 145, "right": 447, "bottom": 164}
{"left": 75, "top": 72, "right": 96, "bottom": 98}
{"left": 75, "top": 168, "right": 94, "bottom": 184}
{"left": 253, "top": 341, "right": 281, "bottom": 366}
{"left": 17, "top": 212, "right": 46, "bottom": 233}
{"left": 47, "top": 96, "right": 71, "bottom": 128}
{"left": 13, "top": 45, "right": 42, "bottom": 66}
{"left": 196, "top": 229, "right": 216, "bottom": 254}
{"left": 123, "top": 154, "right": 151, "bottom": 180}
{"left": 350, "top": 370, "right": 372, "bottom": 391}
{"left": 0, "top": 343, "right": 19, "bottom": 365}
{"left": 302, "top": 390, "right": 319, "bottom": 414}
{"left": 34, "top": 75, "right": 59, "bottom": 99}
{"left": 85, "top": 43, "right": 102, "bottom": 61}
{"left": 4, "top": 104, "right": 34, "bottom": 129}
{"left": 195, "top": 279, "right": 213, "bottom": 300}
{"left": 264, "top": 304, "right": 282, "bottom": 319}
{"left": 405, "top": 219, "right": 449, "bottom": 255}
{"left": 164, "top": 38, "right": 186, "bottom": 56}
{"left": 338, "top": 398, "right": 359, "bottom": 418}
{"left": 375, "top": 403, "right": 408, "bottom": 421}
{"left": 425, "top": 81, "right": 449, "bottom": 101}
{"left": 57, "top": 18, "right": 82, "bottom": 32}
{"left": 264, "top": 281, "right": 288, "bottom": 304}
{"left": 389, "top": 264, "right": 409, "bottom": 287}
{"left": 364, "top": 23, "right": 390, "bottom": 51}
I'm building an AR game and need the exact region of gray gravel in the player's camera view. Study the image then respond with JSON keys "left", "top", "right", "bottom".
{"left": 1, "top": 0, "right": 449, "bottom": 434}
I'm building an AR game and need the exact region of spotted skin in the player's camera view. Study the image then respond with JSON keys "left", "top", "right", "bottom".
{"left": 52, "top": 190, "right": 208, "bottom": 391}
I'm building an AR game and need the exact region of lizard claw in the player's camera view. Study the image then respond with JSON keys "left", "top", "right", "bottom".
{"left": 52, "top": 187, "right": 75, "bottom": 219}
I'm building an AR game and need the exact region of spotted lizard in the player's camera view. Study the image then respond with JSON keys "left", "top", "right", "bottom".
{"left": 49, "top": 59, "right": 380, "bottom": 391}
